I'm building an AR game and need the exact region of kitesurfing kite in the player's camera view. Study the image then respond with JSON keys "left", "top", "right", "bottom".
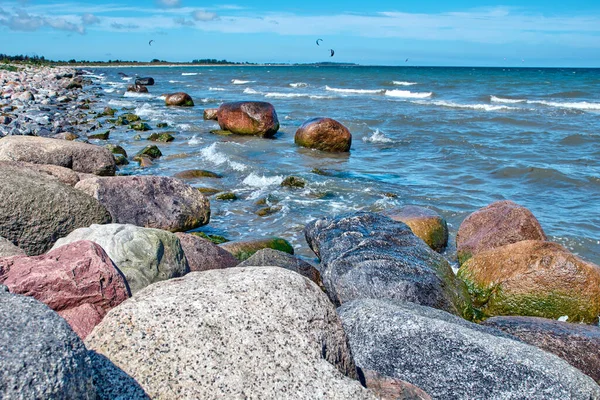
{"left": 316, "top": 38, "right": 323, "bottom": 46}
{"left": 149, "top": 40, "right": 154, "bottom": 46}
{"left": 329, "top": 49, "right": 335, "bottom": 57}
{"left": 405, "top": 58, "right": 409, "bottom": 62}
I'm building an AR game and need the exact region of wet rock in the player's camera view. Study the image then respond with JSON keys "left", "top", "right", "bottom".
{"left": 383, "top": 205, "right": 448, "bottom": 252}
{"left": 482, "top": 315, "right": 600, "bottom": 383}
{"left": 175, "top": 232, "right": 239, "bottom": 272}
{"left": 0, "top": 236, "right": 25, "bottom": 257}
{"left": 0, "top": 135, "right": 116, "bottom": 176}
{"left": 133, "top": 144, "right": 161, "bottom": 160}
{"left": 85, "top": 267, "right": 376, "bottom": 399}
{"left": 295, "top": 117, "right": 352, "bottom": 152}
{"left": 135, "top": 77, "right": 154, "bottom": 86}
{"left": 147, "top": 132, "right": 174, "bottom": 142}
{"left": 256, "top": 206, "right": 282, "bottom": 217}
{"left": 304, "top": 212, "right": 472, "bottom": 317}
{"left": 191, "top": 231, "right": 228, "bottom": 244}
{"left": 0, "top": 165, "right": 111, "bottom": 255}
{"left": 0, "top": 240, "right": 130, "bottom": 339}
{"left": 0, "top": 291, "right": 96, "bottom": 399}
{"left": 456, "top": 200, "right": 547, "bottom": 265}
{"left": 54, "top": 131, "right": 79, "bottom": 140}
{"left": 165, "top": 92, "right": 194, "bottom": 107}
{"left": 105, "top": 143, "right": 127, "bottom": 157}
{"left": 216, "top": 192, "right": 238, "bottom": 201}
{"left": 174, "top": 169, "right": 221, "bottom": 179}
{"left": 88, "top": 131, "right": 109, "bottom": 140}
{"left": 127, "top": 84, "right": 148, "bottom": 93}
{"left": 281, "top": 175, "right": 306, "bottom": 188}
{"left": 52, "top": 224, "right": 189, "bottom": 294}
{"left": 338, "top": 298, "right": 600, "bottom": 400}
{"left": 75, "top": 175, "right": 210, "bottom": 232}
{"left": 130, "top": 122, "right": 151, "bottom": 131}
{"left": 237, "top": 248, "right": 321, "bottom": 287}
{"left": 458, "top": 240, "right": 600, "bottom": 323}
{"left": 136, "top": 155, "right": 153, "bottom": 168}
{"left": 220, "top": 237, "right": 294, "bottom": 261}
{"left": 217, "top": 101, "right": 279, "bottom": 137}
{"left": 99, "top": 106, "right": 116, "bottom": 117}
{"left": 203, "top": 108, "right": 218, "bottom": 120}
{"left": 114, "top": 155, "right": 129, "bottom": 166}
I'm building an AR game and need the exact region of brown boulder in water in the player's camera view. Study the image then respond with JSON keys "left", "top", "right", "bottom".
{"left": 127, "top": 84, "right": 148, "bottom": 93}
{"left": 217, "top": 101, "right": 279, "bottom": 137}
{"left": 165, "top": 92, "right": 194, "bottom": 107}
{"left": 295, "top": 117, "right": 352, "bottom": 152}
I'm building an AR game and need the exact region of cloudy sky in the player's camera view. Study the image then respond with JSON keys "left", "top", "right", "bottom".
{"left": 1, "top": 0, "right": 599, "bottom": 66}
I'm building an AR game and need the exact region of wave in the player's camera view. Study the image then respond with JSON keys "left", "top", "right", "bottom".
{"left": 290, "top": 82, "right": 308, "bottom": 88}
{"left": 491, "top": 95, "right": 600, "bottom": 111}
{"left": 242, "top": 173, "right": 284, "bottom": 188}
{"left": 121, "top": 77, "right": 132, "bottom": 81}
{"left": 200, "top": 143, "right": 247, "bottom": 171}
{"left": 243, "top": 88, "right": 262, "bottom": 95}
{"left": 168, "top": 80, "right": 182, "bottom": 83}
{"left": 325, "top": 85, "right": 384, "bottom": 94}
{"left": 108, "top": 99, "right": 135, "bottom": 108}
{"left": 362, "top": 129, "right": 393, "bottom": 143}
{"left": 490, "top": 95, "right": 526, "bottom": 104}
{"left": 182, "top": 72, "right": 199, "bottom": 76}
{"left": 123, "top": 92, "right": 154, "bottom": 98}
{"left": 232, "top": 79, "right": 255, "bottom": 84}
{"left": 385, "top": 89, "right": 432, "bottom": 99}
{"left": 414, "top": 100, "right": 517, "bottom": 111}
{"left": 209, "top": 87, "right": 226, "bottom": 91}
{"left": 392, "top": 81, "right": 417, "bottom": 86}
{"left": 188, "top": 135, "right": 202, "bottom": 145}
{"left": 103, "top": 88, "right": 116, "bottom": 93}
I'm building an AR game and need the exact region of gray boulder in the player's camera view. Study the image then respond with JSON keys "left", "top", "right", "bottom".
{"left": 52, "top": 224, "right": 189, "bottom": 294}
{"left": 85, "top": 267, "right": 377, "bottom": 399}
{"left": 75, "top": 176, "right": 210, "bottom": 232}
{"left": 0, "top": 291, "right": 96, "bottom": 399}
{"left": 0, "top": 236, "right": 25, "bottom": 257}
{"left": 304, "top": 212, "right": 471, "bottom": 318}
{"left": 0, "top": 161, "right": 81, "bottom": 186}
{"left": 0, "top": 165, "right": 112, "bottom": 255}
{"left": 0, "top": 136, "right": 116, "bottom": 176}
{"left": 338, "top": 298, "right": 600, "bottom": 400}
{"left": 175, "top": 232, "right": 239, "bottom": 272}
{"left": 88, "top": 351, "right": 149, "bottom": 400}
{"left": 237, "top": 248, "right": 322, "bottom": 287}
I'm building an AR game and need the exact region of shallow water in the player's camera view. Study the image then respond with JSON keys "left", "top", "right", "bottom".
{"left": 84, "top": 66, "right": 600, "bottom": 265}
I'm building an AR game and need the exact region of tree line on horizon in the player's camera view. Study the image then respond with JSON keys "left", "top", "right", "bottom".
{"left": 0, "top": 54, "right": 254, "bottom": 65}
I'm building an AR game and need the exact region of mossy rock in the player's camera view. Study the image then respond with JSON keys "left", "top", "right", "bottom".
{"left": 105, "top": 118, "right": 117, "bottom": 124}
{"left": 383, "top": 192, "right": 398, "bottom": 198}
{"left": 311, "top": 168, "right": 332, "bottom": 176}
{"left": 156, "top": 122, "right": 169, "bottom": 128}
{"left": 113, "top": 155, "right": 129, "bottom": 166}
{"left": 216, "top": 192, "right": 238, "bottom": 201}
{"left": 197, "top": 187, "right": 221, "bottom": 196}
{"left": 219, "top": 237, "right": 294, "bottom": 261}
{"left": 134, "top": 145, "right": 162, "bottom": 161}
{"left": 281, "top": 176, "right": 306, "bottom": 188}
{"left": 190, "top": 232, "right": 229, "bottom": 245}
{"left": 210, "top": 129, "right": 233, "bottom": 136}
{"left": 385, "top": 206, "right": 449, "bottom": 253}
{"left": 105, "top": 144, "right": 127, "bottom": 157}
{"left": 123, "top": 113, "right": 141, "bottom": 122}
{"left": 131, "top": 122, "right": 151, "bottom": 132}
{"left": 148, "top": 133, "right": 174, "bottom": 142}
{"left": 88, "top": 131, "right": 110, "bottom": 140}
{"left": 99, "top": 107, "right": 117, "bottom": 117}
{"left": 174, "top": 170, "right": 222, "bottom": 179}
{"left": 255, "top": 206, "right": 282, "bottom": 217}
{"left": 133, "top": 134, "right": 142, "bottom": 141}
{"left": 254, "top": 195, "right": 280, "bottom": 206}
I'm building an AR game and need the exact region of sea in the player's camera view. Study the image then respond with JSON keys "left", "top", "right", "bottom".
{"left": 82, "top": 66, "right": 600, "bottom": 266}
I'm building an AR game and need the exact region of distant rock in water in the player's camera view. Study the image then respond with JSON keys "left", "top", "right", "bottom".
{"left": 135, "top": 77, "right": 154, "bottom": 86}
{"left": 295, "top": 117, "right": 352, "bottom": 152}
{"left": 203, "top": 108, "right": 218, "bottom": 120}
{"left": 127, "top": 84, "right": 148, "bottom": 93}
{"left": 217, "top": 101, "right": 279, "bottom": 137}
{"left": 165, "top": 92, "right": 194, "bottom": 107}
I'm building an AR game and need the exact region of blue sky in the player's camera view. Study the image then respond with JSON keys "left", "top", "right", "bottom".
{"left": 1, "top": 0, "right": 599, "bottom": 66}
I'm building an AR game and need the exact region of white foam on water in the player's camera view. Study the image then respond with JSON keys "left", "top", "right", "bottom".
{"left": 123, "top": 92, "right": 154, "bottom": 99}
{"left": 490, "top": 95, "right": 526, "bottom": 104}
{"left": 243, "top": 88, "right": 262, "bottom": 95}
{"left": 392, "top": 81, "right": 417, "bottom": 86}
{"left": 182, "top": 72, "right": 199, "bottom": 76}
{"left": 103, "top": 88, "right": 116, "bottom": 93}
{"left": 168, "top": 80, "right": 182, "bottom": 83}
{"left": 177, "top": 124, "right": 193, "bottom": 131}
{"left": 232, "top": 79, "right": 255, "bottom": 84}
{"left": 325, "top": 85, "right": 384, "bottom": 94}
{"left": 265, "top": 92, "right": 309, "bottom": 98}
{"left": 413, "top": 100, "right": 517, "bottom": 111}
{"left": 289, "top": 82, "right": 308, "bottom": 88}
{"left": 491, "top": 95, "right": 600, "bottom": 111}
{"left": 363, "top": 129, "right": 394, "bottom": 143}
{"left": 121, "top": 77, "right": 132, "bottom": 81}
{"left": 200, "top": 143, "right": 247, "bottom": 171}
{"left": 108, "top": 99, "right": 135, "bottom": 108}
{"left": 106, "top": 81, "right": 126, "bottom": 88}
{"left": 209, "top": 87, "right": 226, "bottom": 91}
{"left": 188, "top": 135, "right": 202, "bottom": 145}
{"left": 157, "top": 95, "right": 166, "bottom": 100}
{"left": 242, "top": 172, "right": 283, "bottom": 187}
{"left": 82, "top": 73, "right": 105, "bottom": 80}
{"left": 385, "top": 89, "right": 432, "bottom": 98}
{"left": 134, "top": 103, "right": 165, "bottom": 119}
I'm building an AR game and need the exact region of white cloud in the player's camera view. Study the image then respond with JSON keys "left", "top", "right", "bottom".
{"left": 156, "top": 0, "right": 180, "bottom": 8}
{"left": 81, "top": 13, "right": 100, "bottom": 25}
{"left": 192, "top": 9, "right": 218, "bottom": 22}
{"left": 0, "top": 9, "right": 85, "bottom": 34}
{"left": 174, "top": 17, "right": 195, "bottom": 26}
{"left": 111, "top": 22, "right": 139, "bottom": 30}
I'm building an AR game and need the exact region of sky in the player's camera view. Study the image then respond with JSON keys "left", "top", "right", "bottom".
{"left": 1, "top": 0, "right": 600, "bottom": 67}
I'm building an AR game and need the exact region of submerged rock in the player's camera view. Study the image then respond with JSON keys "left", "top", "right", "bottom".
{"left": 295, "top": 117, "right": 352, "bottom": 152}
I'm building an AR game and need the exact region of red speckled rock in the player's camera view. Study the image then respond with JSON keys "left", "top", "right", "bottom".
{"left": 0, "top": 240, "right": 130, "bottom": 339}
{"left": 294, "top": 117, "right": 352, "bottom": 152}
{"left": 175, "top": 233, "right": 239, "bottom": 272}
{"left": 217, "top": 101, "right": 279, "bottom": 137}
{"left": 58, "top": 303, "right": 105, "bottom": 340}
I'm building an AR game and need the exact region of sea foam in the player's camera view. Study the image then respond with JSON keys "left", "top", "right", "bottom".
{"left": 415, "top": 100, "right": 517, "bottom": 111}
{"left": 385, "top": 90, "right": 432, "bottom": 98}
{"left": 491, "top": 95, "right": 600, "bottom": 111}
{"left": 290, "top": 82, "right": 308, "bottom": 88}
{"left": 392, "top": 81, "right": 417, "bottom": 86}
{"left": 325, "top": 85, "right": 384, "bottom": 94}
{"left": 200, "top": 143, "right": 247, "bottom": 171}
{"left": 232, "top": 79, "right": 255, "bottom": 84}
{"left": 363, "top": 129, "right": 394, "bottom": 143}
{"left": 242, "top": 173, "right": 284, "bottom": 188}
{"left": 182, "top": 72, "right": 199, "bottom": 76}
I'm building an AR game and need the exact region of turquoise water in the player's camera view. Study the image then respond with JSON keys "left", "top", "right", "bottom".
{"left": 86, "top": 66, "right": 600, "bottom": 265}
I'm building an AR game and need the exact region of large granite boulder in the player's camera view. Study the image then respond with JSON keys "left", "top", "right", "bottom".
{"left": 217, "top": 101, "right": 279, "bottom": 137}
{"left": 0, "top": 136, "right": 116, "bottom": 176}
{"left": 220, "top": 237, "right": 294, "bottom": 261}
{"left": 88, "top": 351, "right": 150, "bottom": 400}
{"left": 482, "top": 316, "right": 600, "bottom": 383}
{"left": 0, "top": 236, "right": 24, "bottom": 257}
{"left": 361, "top": 370, "right": 432, "bottom": 400}
{"left": 0, "top": 240, "right": 130, "bottom": 339}
{"left": 237, "top": 248, "right": 322, "bottom": 287}
{"left": 294, "top": 117, "right": 352, "bottom": 152}
{"left": 339, "top": 298, "right": 600, "bottom": 400}
{"left": 165, "top": 92, "right": 194, "bottom": 106}
{"left": 304, "top": 212, "right": 472, "bottom": 318}
{"left": 383, "top": 206, "right": 448, "bottom": 252}
{"left": 456, "top": 200, "right": 547, "bottom": 265}
{"left": 75, "top": 176, "right": 210, "bottom": 232}
{"left": 0, "top": 291, "right": 96, "bottom": 399}
{"left": 0, "top": 165, "right": 112, "bottom": 255}
{"left": 52, "top": 224, "right": 189, "bottom": 294}
{"left": 458, "top": 240, "right": 600, "bottom": 324}
{"left": 175, "top": 232, "right": 239, "bottom": 272}
{"left": 85, "top": 267, "right": 377, "bottom": 399}
{"left": 0, "top": 161, "right": 81, "bottom": 186}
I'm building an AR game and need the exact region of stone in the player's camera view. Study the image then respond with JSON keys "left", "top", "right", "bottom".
{"left": 136, "top": 155, "right": 153, "bottom": 168}
{"left": 383, "top": 206, "right": 448, "bottom": 252}
{"left": 0, "top": 240, "right": 130, "bottom": 339}
{"left": 0, "top": 236, "right": 25, "bottom": 257}
{"left": 216, "top": 192, "right": 238, "bottom": 201}
{"left": 237, "top": 248, "right": 322, "bottom": 287}
{"left": 174, "top": 169, "right": 221, "bottom": 179}
{"left": 52, "top": 224, "right": 189, "bottom": 294}
{"left": 217, "top": 101, "right": 279, "bottom": 137}
{"left": 361, "top": 370, "right": 432, "bottom": 400}
{"left": 0, "top": 291, "right": 96, "bottom": 399}
{"left": 130, "top": 122, "right": 151, "bottom": 131}
{"left": 165, "top": 92, "right": 194, "bottom": 107}
{"left": 482, "top": 316, "right": 600, "bottom": 383}
{"left": 458, "top": 240, "right": 600, "bottom": 324}
{"left": 88, "top": 131, "right": 110, "bottom": 140}
{"left": 0, "top": 160, "right": 81, "bottom": 186}
{"left": 88, "top": 351, "right": 150, "bottom": 400}
{"left": 106, "top": 144, "right": 127, "bottom": 157}
{"left": 304, "top": 212, "right": 472, "bottom": 317}
{"left": 203, "top": 108, "right": 218, "bottom": 120}
{"left": 295, "top": 117, "right": 352, "bottom": 152}
{"left": 456, "top": 200, "right": 547, "bottom": 265}
{"left": 191, "top": 231, "right": 229, "bottom": 244}
{"left": 85, "top": 267, "right": 376, "bottom": 399}
{"left": 54, "top": 131, "right": 79, "bottom": 141}
{"left": 147, "top": 132, "right": 174, "bottom": 142}
{"left": 220, "top": 237, "right": 294, "bottom": 261}
{"left": 133, "top": 145, "right": 161, "bottom": 160}
{"left": 338, "top": 298, "right": 600, "bottom": 400}
{"left": 0, "top": 165, "right": 111, "bottom": 255}
{"left": 0, "top": 135, "right": 116, "bottom": 176}
{"left": 75, "top": 175, "right": 210, "bottom": 232}
{"left": 99, "top": 106, "right": 116, "bottom": 117}
{"left": 175, "top": 232, "right": 239, "bottom": 272}
{"left": 281, "top": 176, "right": 306, "bottom": 188}
{"left": 127, "top": 84, "right": 148, "bottom": 93}
{"left": 135, "top": 77, "right": 154, "bottom": 86}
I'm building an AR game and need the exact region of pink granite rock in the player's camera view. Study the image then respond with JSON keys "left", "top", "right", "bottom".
{"left": 175, "top": 232, "right": 239, "bottom": 272}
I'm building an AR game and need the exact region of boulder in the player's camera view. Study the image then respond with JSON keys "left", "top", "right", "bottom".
{"left": 456, "top": 200, "right": 547, "bottom": 264}
{"left": 0, "top": 165, "right": 112, "bottom": 255}
{"left": 383, "top": 206, "right": 448, "bottom": 252}
{"left": 52, "top": 224, "right": 189, "bottom": 294}
{"left": 338, "top": 298, "right": 600, "bottom": 400}
{"left": 88, "top": 351, "right": 150, "bottom": 400}
{"left": 0, "top": 135, "right": 116, "bottom": 176}
{"left": 203, "top": 108, "right": 218, "bottom": 120}
{"left": 133, "top": 145, "right": 162, "bottom": 160}
{"left": 220, "top": 237, "right": 294, "bottom": 261}
{"left": 0, "top": 160, "right": 81, "bottom": 186}
{"left": 361, "top": 370, "right": 432, "bottom": 400}
{"left": 147, "top": 132, "right": 174, "bottom": 142}
{"left": 304, "top": 212, "right": 472, "bottom": 317}
{"left": 174, "top": 169, "right": 222, "bottom": 179}
{"left": 165, "top": 92, "right": 194, "bottom": 107}
{"left": 127, "top": 84, "right": 148, "bottom": 93}
{"left": 0, "top": 236, "right": 25, "bottom": 257}
{"left": 482, "top": 316, "right": 600, "bottom": 383}
{"left": 75, "top": 176, "right": 210, "bottom": 232}
{"left": 458, "top": 240, "right": 600, "bottom": 324}
{"left": 175, "top": 232, "right": 239, "bottom": 272}
{"left": 237, "top": 248, "right": 321, "bottom": 287}
{"left": 0, "top": 240, "right": 130, "bottom": 339}
{"left": 85, "top": 267, "right": 377, "bottom": 399}
{"left": 217, "top": 101, "right": 279, "bottom": 137}
{"left": 294, "top": 117, "right": 352, "bottom": 152}
{"left": 0, "top": 291, "right": 96, "bottom": 399}
{"left": 135, "top": 77, "right": 154, "bottom": 86}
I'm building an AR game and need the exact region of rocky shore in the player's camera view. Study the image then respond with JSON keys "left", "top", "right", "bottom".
{"left": 1, "top": 65, "right": 600, "bottom": 399}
